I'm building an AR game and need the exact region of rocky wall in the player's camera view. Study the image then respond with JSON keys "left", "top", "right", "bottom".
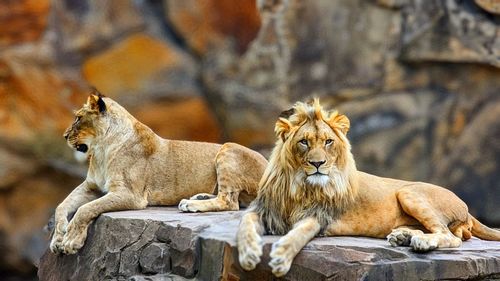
{"left": 0, "top": 0, "right": 499, "bottom": 279}
{"left": 198, "top": 0, "right": 500, "bottom": 224}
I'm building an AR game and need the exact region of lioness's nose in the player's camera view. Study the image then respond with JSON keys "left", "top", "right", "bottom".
{"left": 309, "top": 161, "right": 325, "bottom": 168}
{"left": 63, "top": 133, "right": 69, "bottom": 140}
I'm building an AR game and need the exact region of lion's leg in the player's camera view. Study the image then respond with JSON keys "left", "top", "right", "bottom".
{"left": 61, "top": 188, "right": 147, "bottom": 254}
{"left": 397, "top": 190, "right": 462, "bottom": 252}
{"left": 387, "top": 226, "right": 424, "bottom": 247}
{"left": 237, "top": 211, "right": 265, "bottom": 271}
{"left": 269, "top": 217, "right": 320, "bottom": 277}
{"left": 50, "top": 181, "right": 99, "bottom": 254}
{"left": 450, "top": 221, "right": 473, "bottom": 241}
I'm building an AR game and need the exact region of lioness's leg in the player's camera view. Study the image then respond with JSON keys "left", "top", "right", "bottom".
{"left": 178, "top": 190, "right": 239, "bottom": 212}
{"left": 50, "top": 181, "right": 99, "bottom": 253}
{"left": 188, "top": 193, "right": 216, "bottom": 200}
{"left": 237, "top": 211, "right": 265, "bottom": 271}
{"left": 397, "top": 189, "right": 462, "bottom": 252}
{"left": 61, "top": 189, "right": 147, "bottom": 254}
{"left": 180, "top": 185, "right": 217, "bottom": 209}
{"left": 178, "top": 143, "right": 264, "bottom": 212}
{"left": 269, "top": 217, "right": 320, "bottom": 277}
{"left": 179, "top": 145, "right": 243, "bottom": 212}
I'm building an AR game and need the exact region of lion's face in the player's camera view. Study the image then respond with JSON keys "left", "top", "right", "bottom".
{"left": 63, "top": 93, "right": 107, "bottom": 153}
{"left": 274, "top": 99, "right": 351, "bottom": 189}
{"left": 291, "top": 119, "right": 339, "bottom": 186}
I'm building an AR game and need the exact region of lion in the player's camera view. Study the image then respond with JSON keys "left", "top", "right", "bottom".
{"left": 50, "top": 90, "right": 267, "bottom": 255}
{"left": 237, "top": 99, "right": 500, "bottom": 277}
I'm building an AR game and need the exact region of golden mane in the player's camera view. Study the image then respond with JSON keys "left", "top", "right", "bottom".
{"left": 251, "top": 99, "right": 358, "bottom": 235}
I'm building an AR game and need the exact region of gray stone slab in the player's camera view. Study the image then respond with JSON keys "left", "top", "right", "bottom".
{"left": 38, "top": 207, "right": 500, "bottom": 281}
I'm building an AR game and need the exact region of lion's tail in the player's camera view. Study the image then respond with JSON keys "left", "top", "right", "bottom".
{"left": 471, "top": 215, "right": 500, "bottom": 241}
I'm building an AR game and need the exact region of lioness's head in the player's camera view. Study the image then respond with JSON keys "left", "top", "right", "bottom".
{"left": 270, "top": 98, "right": 356, "bottom": 196}
{"left": 63, "top": 91, "right": 107, "bottom": 154}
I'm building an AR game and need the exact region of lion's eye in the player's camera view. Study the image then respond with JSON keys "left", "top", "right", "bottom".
{"left": 325, "top": 139, "right": 333, "bottom": 145}
{"left": 299, "top": 139, "right": 308, "bottom": 146}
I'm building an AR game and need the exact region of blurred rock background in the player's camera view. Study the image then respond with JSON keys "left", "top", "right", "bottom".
{"left": 0, "top": 0, "right": 498, "bottom": 279}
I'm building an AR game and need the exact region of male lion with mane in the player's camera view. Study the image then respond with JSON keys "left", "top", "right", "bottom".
{"left": 51, "top": 90, "right": 266, "bottom": 255}
{"left": 237, "top": 99, "right": 500, "bottom": 277}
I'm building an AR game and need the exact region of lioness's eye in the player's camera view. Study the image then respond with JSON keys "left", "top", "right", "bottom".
{"left": 325, "top": 139, "right": 333, "bottom": 145}
{"left": 299, "top": 139, "right": 308, "bottom": 146}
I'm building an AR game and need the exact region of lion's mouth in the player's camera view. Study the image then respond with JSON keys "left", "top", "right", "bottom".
{"left": 308, "top": 171, "right": 327, "bottom": 176}
{"left": 76, "top": 144, "right": 88, "bottom": 153}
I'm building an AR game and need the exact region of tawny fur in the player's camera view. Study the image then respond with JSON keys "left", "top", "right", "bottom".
{"left": 51, "top": 92, "right": 267, "bottom": 255}
{"left": 237, "top": 99, "right": 500, "bottom": 277}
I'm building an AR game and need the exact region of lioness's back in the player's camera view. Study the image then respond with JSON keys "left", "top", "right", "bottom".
{"left": 147, "top": 140, "right": 221, "bottom": 205}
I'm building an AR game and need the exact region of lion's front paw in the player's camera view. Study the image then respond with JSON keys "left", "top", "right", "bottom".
{"left": 410, "top": 234, "right": 438, "bottom": 252}
{"left": 238, "top": 230, "right": 263, "bottom": 271}
{"left": 269, "top": 240, "right": 293, "bottom": 277}
{"left": 60, "top": 221, "right": 88, "bottom": 255}
{"left": 387, "top": 228, "right": 422, "bottom": 247}
{"left": 178, "top": 199, "right": 200, "bottom": 212}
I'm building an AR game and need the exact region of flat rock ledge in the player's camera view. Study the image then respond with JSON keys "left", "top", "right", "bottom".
{"left": 38, "top": 207, "right": 500, "bottom": 281}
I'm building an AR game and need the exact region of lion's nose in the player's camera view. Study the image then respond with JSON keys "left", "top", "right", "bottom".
{"left": 63, "top": 133, "right": 69, "bottom": 140}
{"left": 309, "top": 161, "right": 325, "bottom": 168}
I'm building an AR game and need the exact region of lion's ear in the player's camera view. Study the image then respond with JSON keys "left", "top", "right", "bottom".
{"left": 279, "top": 108, "right": 295, "bottom": 119}
{"left": 275, "top": 117, "right": 292, "bottom": 141}
{"left": 275, "top": 108, "right": 295, "bottom": 141}
{"left": 87, "top": 94, "right": 107, "bottom": 113}
{"left": 330, "top": 113, "right": 350, "bottom": 135}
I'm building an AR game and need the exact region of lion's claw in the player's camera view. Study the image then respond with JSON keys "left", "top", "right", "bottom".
{"left": 410, "top": 235, "right": 438, "bottom": 252}
{"left": 269, "top": 241, "right": 293, "bottom": 277}
{"left": 387, "top": 229, "right": 415, "bottom": 247}
{"left": 238, "top": 230, "right": 263, "bottom": 271}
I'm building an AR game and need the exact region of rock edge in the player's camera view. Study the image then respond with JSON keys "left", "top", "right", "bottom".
{"left": 38, "top": 207, "right": 500, "bottom": 281}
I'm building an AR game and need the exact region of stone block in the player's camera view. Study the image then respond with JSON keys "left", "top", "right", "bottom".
{"left": 37, "top": 207, "right": 500, "bottom": 281}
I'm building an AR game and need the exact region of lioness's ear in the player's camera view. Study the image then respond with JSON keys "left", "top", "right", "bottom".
{"left": 87, "top": 94, "right": 107, "bottom": 113}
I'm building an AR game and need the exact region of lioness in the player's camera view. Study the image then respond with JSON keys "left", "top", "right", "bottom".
{"left": 51, "top": 91, "right": 267, "bottom": 255}
{"left": 237, "top": 99, "right": 500, "bottom": 277}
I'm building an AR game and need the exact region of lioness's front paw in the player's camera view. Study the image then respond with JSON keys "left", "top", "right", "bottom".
{"left": 178, "top": 199, "right": 200, "bottom": 212}
{"left": 50, "top": 221, "right": 67, "bottom": 254}
{"left": 50, "top": 233, "right": 64, "bottom": 254}
{"left": 410, "top": 235, "right": 438, "bottom": 252}
{"left": 238, "top": 231, "right": 263, "bottom": 271}
{"left": 60, "top": 221, "right": 88, "bottom": 255}
{"left": 269, "top": 241, "right": 293, "bottom": 277}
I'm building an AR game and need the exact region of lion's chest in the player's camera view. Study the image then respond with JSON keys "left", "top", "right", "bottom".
{"left": 261, "top": 203, "right": 339, "bottom": 235}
